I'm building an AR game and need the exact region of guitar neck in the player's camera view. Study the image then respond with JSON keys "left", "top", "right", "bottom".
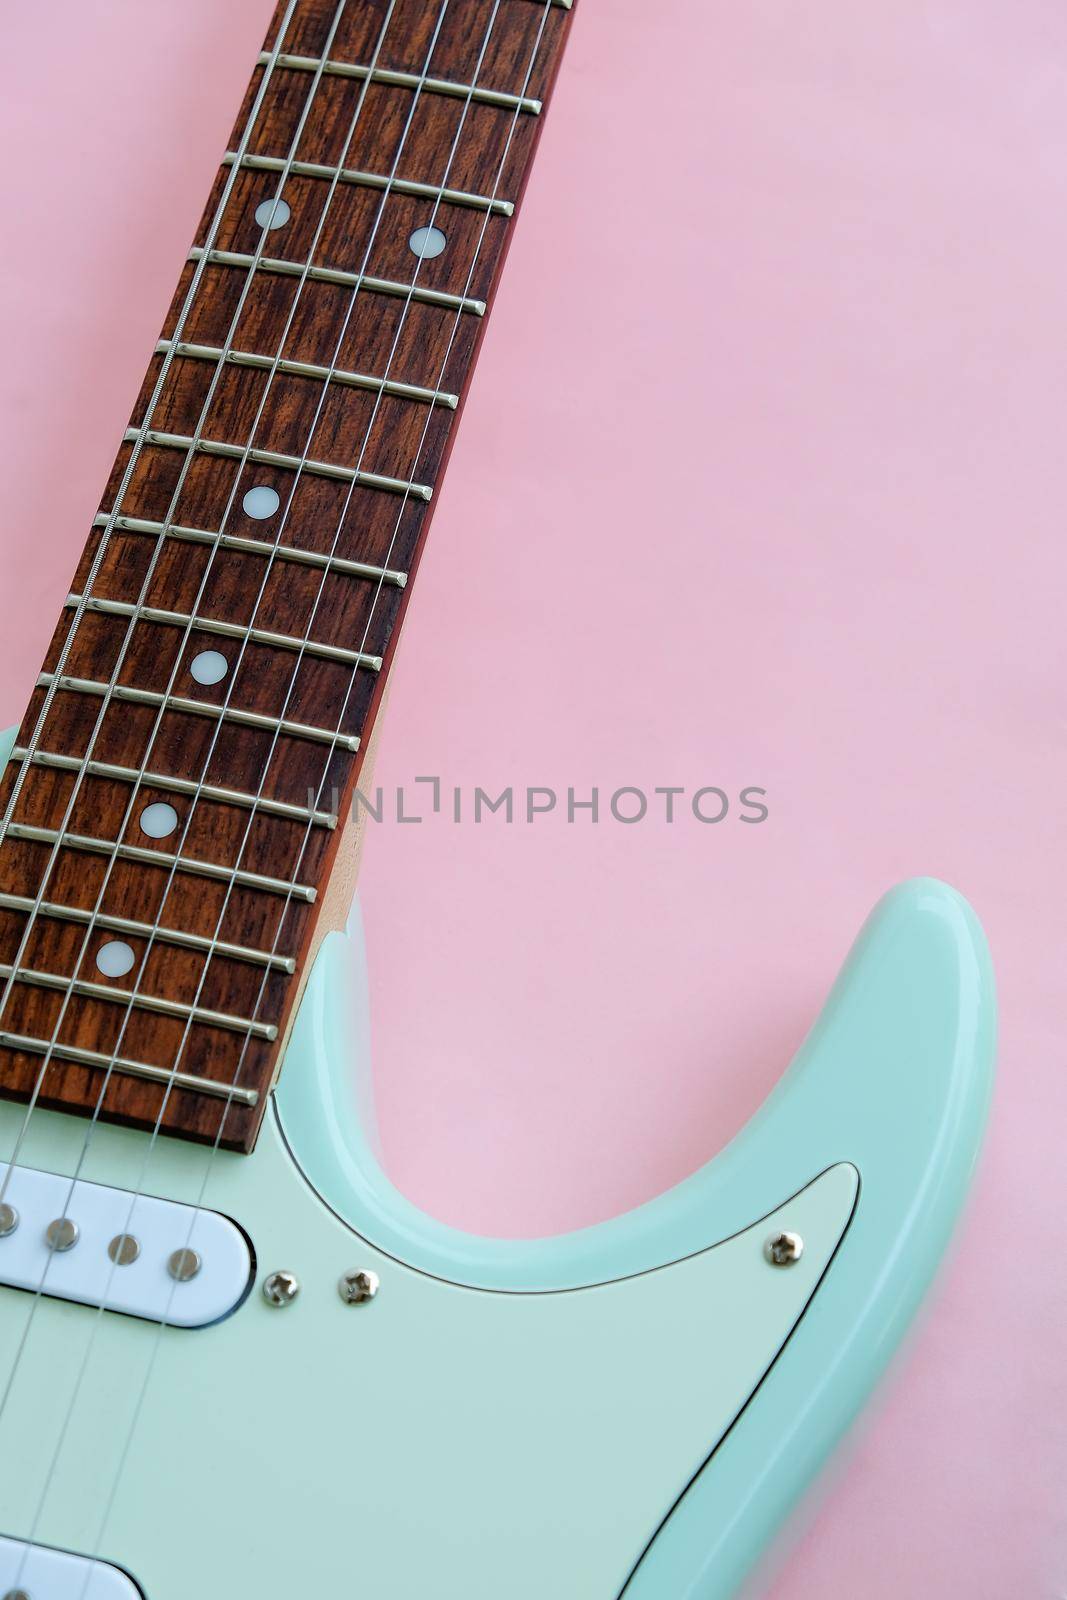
{"left": 0, "top": 0, "right": 572, "bottom": 1153}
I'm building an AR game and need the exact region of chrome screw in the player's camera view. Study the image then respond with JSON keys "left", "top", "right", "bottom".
{"left": 263, "top": 1270, "right": 300, "bottom": 1308}
{"left": 0, "top": 1203, "right": 18, "bottom": 1238}
{"left": 168, "top": 1247, "right": 202, "bottom": 1282}
{"left": 338, "top": 1268, "right": 380, "bottom": 1305}
{"left": 45, "top": 1217, "right": 79, "bottom": 1253}
{"left": 764, "top": 1230, "right": 804, "bottom": 1267}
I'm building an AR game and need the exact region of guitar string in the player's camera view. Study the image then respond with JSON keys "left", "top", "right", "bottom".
{"left": 0, "top": 0, "right": 412, "bottom": 1493}
{"left": 0, "top": 0, "right": 376, "bottom": 1457}
{"left": 37, "top": 1, "right": 555, "bottom": 1585}
{"left": 70, "top": 2, "right": 557, "bottom": 1585}
{"left": 0, "top": 0, "right": 342, "bottom": 1205}
{"left": 4, "top": 0, "right": 541, "bottom": 1581}
{"left": 0, "top": 0, "right": 419, "bottom": 1576}
{"left": 0, "top": 30, "right": 390, "bottom": 1519}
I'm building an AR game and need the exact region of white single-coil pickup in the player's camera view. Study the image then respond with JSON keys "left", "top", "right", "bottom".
{"left": 0, "top": 1163, "right": 252, "bottom": 1327}
{"left": 0, "top": 1533, "right": 141, "bottom": 1597}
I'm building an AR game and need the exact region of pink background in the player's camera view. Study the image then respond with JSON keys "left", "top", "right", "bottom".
{"left": 1, "top": 2, "right": 1063, "bottom": 1594}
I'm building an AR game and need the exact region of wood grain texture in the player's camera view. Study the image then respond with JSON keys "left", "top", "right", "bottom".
{"left": 0, "top": 0, "right": 571, "bottom": 1152}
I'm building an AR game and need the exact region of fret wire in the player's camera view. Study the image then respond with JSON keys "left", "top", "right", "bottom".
{"left": 7, "top": 823, "right": 318, "bottom": 903}
{"left": 35, "top": 671, "right": 361, "bottom": 752}
{"left": 65, "top": 593, "right": 384, "bottom": 674}
{"left": 20, "top": 0, "right": 487, "bottom": 1157}
{"left": 224, "top": 151, "right": 514, "bottom": 218}
{"left": 8, "top": 746, "right": 337, "bottom": 830}
{"left": 188, "top": 245, "right": 487, "bottom": 316}
{"left": 156, "top": 337, "right": 458, "bottom": 410}
{"left": 0, "top": 893, "right": 294, "bottom": 974}
{"left": 124, "top": 426, "right": 434, "bottom": 500}
{"left": 0, "top": 14, "right": 416, "bottom": 1536}
{"left": 4, "top": 0, "right": 470, "bottom": 1171}
{"left": 0, "top": 1031, "right": 258, "bottom": 1107}
{"left": 258, "top": 50, "right": 543, "bottom": 115}
{"left": 93, "top": 510, "right": 410, "bottom": 589}
{"left": 0, "top": 964, "right": 276, "bottom": 1042}
{"left": 0, "top": 0, "right": 569, "bottom": 1160}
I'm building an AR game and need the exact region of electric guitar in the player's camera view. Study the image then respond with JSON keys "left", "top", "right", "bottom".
{"left": 0, "top": 2, "right": 996, "bottom": 1596}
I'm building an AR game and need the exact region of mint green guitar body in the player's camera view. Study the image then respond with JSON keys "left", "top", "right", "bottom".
{"left": 0, "top": 726, "right": 995, "bottom": 1599}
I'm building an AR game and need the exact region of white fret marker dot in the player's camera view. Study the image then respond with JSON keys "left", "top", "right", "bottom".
{"left": 255, "top": 197, "right": 291, "bottom": 231}
{"left": 243, "top": 485, "right": 280, "bottom": 520}
{"left": 409, "top": 225, "right": 446, "bottom": 260}
{"left": 140, "top": 802, "right": 178, "bottom": 840}
{"left": 96, "top": 940, "right": 135, "bottom": 979}
{"left": 190, "top": 649, "right": 229, "bottom": 685}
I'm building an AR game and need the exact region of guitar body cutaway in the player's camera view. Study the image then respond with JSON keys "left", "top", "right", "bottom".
{"left": 0, "top": 716, "right": 995, "bottom": 1599}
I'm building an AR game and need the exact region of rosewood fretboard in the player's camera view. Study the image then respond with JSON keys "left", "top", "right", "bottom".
{"left": 0, "top": 0, "right": 571, "bottom": 1152}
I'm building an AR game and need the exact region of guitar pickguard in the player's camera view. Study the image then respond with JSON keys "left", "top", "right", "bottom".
{"left": 0, "top": 1100, "right": 854, "bottom": 1599}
